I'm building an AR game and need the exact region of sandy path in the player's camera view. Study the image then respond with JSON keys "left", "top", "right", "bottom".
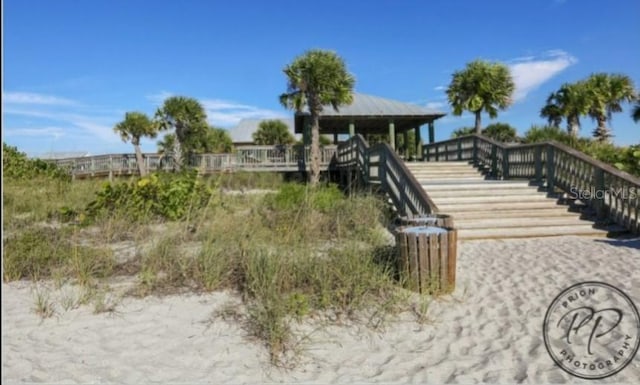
{"left": 3, "top": 236, "right": 640, "bottom": 384}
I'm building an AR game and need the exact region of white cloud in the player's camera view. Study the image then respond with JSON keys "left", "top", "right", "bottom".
{"left": 3, "top": 91, "right": 78, "bottom": 106}
{"left": 146, "top": 91, "right": 287, "bottom": 127}
{"left": 434, "top": 85, "right": 446, "bottom": 91}
{"left": 509, "top": 50, "right": 577, "bottom": 102}
{"left": 425, "top": 101, "right": 446, "bottom": 110}
{"left": 4, "top": 108, "right": 120, "bottom": 143}
{"left": 201, "top": 99, "right": 287, "bottom": 127}
{"left": 4, "top": 126, "right": 67, "bottom": 139}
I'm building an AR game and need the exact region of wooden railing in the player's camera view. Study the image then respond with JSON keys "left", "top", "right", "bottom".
{"left": 336, "top": 134, "right": 438, "bottom": 217}
{"left": 423, "top": 135, "right": 640, "bottom": 234}
{"left": 46, "top": 145, "right": 338, "bottom": 177}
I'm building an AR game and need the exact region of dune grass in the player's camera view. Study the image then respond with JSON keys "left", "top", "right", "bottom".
{"left": 3, "top": 173, "right": 434, "bottom": 366}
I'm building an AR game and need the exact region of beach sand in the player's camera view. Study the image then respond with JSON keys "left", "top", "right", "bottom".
{"left": 3, "top": 236, "right": 640, "bottom": 384}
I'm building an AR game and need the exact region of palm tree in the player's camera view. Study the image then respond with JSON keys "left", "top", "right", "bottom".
{"left": 157, "top": 133, "right": 176, "bottom": 156}
{"left": 632, "top": 100, "right": 640, "bottom": 123}
{"left": 113, "top": 112, "right": 157, "bottom": 176}
{"left": 154, "top": 96, "right": 208, "bottom": 170}
{"left": 540, "top": 93, "right": 563, "bottom": 128}
{"left": 585, "top": 73, "right": 636, "bottom": 141}
{"left": 280, "top": 49, "right": 355, "bottom": 185}
{"left": 548, "top": 82, "right": 589, "bottom": 137}
{"left": 446, "top": 60, "right": 515, "bottom": 133}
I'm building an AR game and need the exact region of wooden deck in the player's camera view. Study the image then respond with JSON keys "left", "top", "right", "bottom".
{"left": 47, "top": 145, "right": 337, "bottom": 178}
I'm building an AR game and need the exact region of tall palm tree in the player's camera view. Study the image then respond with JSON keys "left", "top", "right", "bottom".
{"left": 551, "top": 82, "right": 590, "bottom": 137}
{"left": 585, "top": 73, "right": 637, "bottom": 141}
{"left": 154, "top": 96, "right": 208, "bottom": 170}
{"left": 446, "top": 60, "right": 515, "bottom": 133}
{"left": 113, "top": 112, "right": 157, "bottom": 176}
{"left": 280, "top": 49, "right": 355, "bottom": 185}
{"left": 632, "top": 100, "right": 640, "bottom": 123}
{"left": 540, "top": 92, "right": 563, "bottom": 128}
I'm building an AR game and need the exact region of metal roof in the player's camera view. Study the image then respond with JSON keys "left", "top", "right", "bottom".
{"left": 294, "top": 93, "right": 446, "bottom": 135}
{"left": 299, "top": 92, "right": 446, "bottom": 118}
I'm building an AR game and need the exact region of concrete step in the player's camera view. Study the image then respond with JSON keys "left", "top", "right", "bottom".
{"left": 405, "top": 161, "right": 472, "bottom": 167}
{"left": 458, "top": 225, "right": 623, "bottom": 240}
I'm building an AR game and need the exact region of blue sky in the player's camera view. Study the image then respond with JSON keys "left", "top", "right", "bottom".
{"left": 3, "top": 0, "right": 639, "bottom": 156}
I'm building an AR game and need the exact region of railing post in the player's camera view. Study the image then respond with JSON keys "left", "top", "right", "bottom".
{"left": 472, "top": 137, "right": 478, "bottom": 165}
{"left": 546, "top": 146, "right": 555, "bottom": 192}
{"left": 109, "top": 156, "right": 113, "bottom": 181}
{"left": 534, "top": 146, "right": 542, "bottom": 185}
{"left": 593, "top": 168, "right": 607, "bottom": 220}
{"left": 457, "top": 140, "right": 462, "bottom": 161}
{"left": 502, "top": 148, "right": 509, "bottom": 180}
{"left": 491, "top": 145, "right": 498, "bottom": 178}
{"left": 435, "top": 146, "right": 439, "bottom": 162}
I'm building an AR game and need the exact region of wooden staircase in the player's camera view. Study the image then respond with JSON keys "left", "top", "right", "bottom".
{"left": 405, "top": 161, "right": 623, "bottom": 240}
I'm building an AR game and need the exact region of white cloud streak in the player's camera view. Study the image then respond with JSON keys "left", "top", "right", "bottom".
{"left": 4, "top": 126, "right": 67, "bottom": 139}
{"left": 3, "top": 91, "right": 78, "bottom": 106}
{"left": 508, "top": 50, "right": 577, "bottom": 102}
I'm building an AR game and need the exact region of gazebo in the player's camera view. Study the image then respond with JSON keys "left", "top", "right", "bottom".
{"left": 294, "top": 92, "right": 446, "bottom": 157}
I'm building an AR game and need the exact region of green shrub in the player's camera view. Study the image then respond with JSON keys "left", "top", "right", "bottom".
{"left": 451, "top": 127, "right": 475, "bottom": 138}
{"left": 3, "top": 143, "right": 70, "bottom": 181}
{"left": 482, "top": 123, "right": 518, "bottom": 142}
{"left": 86, "top": 170, "right": 218, "bottom": 221}
{"left": 522, "top": 125, "right": 584, "bottom": 147}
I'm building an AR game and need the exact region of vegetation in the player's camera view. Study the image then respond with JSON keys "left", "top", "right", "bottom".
{"left": 451, "top": 127, "right": 475, "bottom": 138}
{"left": 585, "top": 73, "right": 636, "bottom": 141}
{"left": 280, "top": 49, "right": 355, "bottom": 185}
{"left": 252, "top": 120, "right": 295, "bottom": 145}
{"left": 540, "top": 73, "right": 637, "bottom": 141}
{"left": 446, "top": 59, "right": 515, "bottom": 133}
{"left": 3, "top": 145, "right": 435, "bottom": 366}
{"left": 632, "top": 100, "right": 640, "bottom": 123}
{"left": 3, "top": 143, "right": 70, "bottom": 181}
{"left": 113, "top": 112, "right": 157, "bottom": 176}
{"left": 154, "top": 96, "right": 210, "bottom": 170}
{"left": 481, "top": 123, "right": 518, "bottom": 142}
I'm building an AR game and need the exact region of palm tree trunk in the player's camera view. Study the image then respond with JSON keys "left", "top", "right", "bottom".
{"left": 567, "top": 116, "right": 579, "bottom": 137}
{"left": 309, "top": 112, "right": 321, "bottom": 186}
{"left": 474, "top": 111, "right": 482, "bottom": 134}
{"left": 173, "top": 140, "right": 183, "bottom": 172}
{"left": 593, "top": 116, "right": 611, "bottom": 142}
{"left": 133, "top": 140, "right": 147, "bottom": 177}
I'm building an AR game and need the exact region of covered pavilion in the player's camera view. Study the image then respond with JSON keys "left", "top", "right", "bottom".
{"left": 294, "top": 92, "right": 446, "bottom": 157}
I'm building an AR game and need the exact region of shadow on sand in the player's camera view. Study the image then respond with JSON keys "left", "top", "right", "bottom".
{"left": 593, "top": 236, "right": 640, "bottom": 250}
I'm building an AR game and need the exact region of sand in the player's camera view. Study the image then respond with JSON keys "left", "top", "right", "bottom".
{"left": 3, "top": 236, "right": 640, "bottom": 384}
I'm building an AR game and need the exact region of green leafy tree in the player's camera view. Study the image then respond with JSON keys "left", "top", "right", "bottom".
{"left": 446, "top": 60, "right": 515, "bottom": 133}
{"left": 632, "top": 100, "right": 640, "bottom": 123}
{"left": 482, "top": 122, "right": 518, "bottom": 142}
{"left": 252, "top": 120, "right": 295, "bottom": 145}
{"left": 154, "top": 96, "right": 209, "bottom": 170}
{"left": 114, "top": 112, "right": 157, "bottom": 176}
{"left": 188, "top": 127, "right": 234, "bottom": 153}
{"left": 451, "top": 127, "right": 475, "bottom": 138}
{"left": 280, "top": 49, "right": 355, "bottom": 185}
{"left": 584, "top": 73, "right": 637, "bottom": 141}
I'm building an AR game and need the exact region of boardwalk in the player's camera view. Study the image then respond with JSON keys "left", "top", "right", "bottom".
{"left": 48, "top": 145, "right": 337, "bottom": 178}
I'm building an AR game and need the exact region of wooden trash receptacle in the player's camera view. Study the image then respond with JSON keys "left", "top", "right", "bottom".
{"left": 399, "top": 214, "right": 454, "bottom": 229}
{"left": 396, "top": 226, "right": 457, "bottom": 294}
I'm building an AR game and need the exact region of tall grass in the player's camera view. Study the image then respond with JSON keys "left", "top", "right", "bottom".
{"left": 4, "top": 173, "right": 427, "bottom": 366}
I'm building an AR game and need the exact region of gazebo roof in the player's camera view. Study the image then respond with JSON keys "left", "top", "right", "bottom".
{"left": 294, "top": 92, "right": 446, "bottom": 134}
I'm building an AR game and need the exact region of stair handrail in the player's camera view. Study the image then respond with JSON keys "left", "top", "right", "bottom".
{"left": 336, "top": 134, "right": 438, "bottom": 217}
{"left": 422, "top": 134, "right": 640, "bottom": 234}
